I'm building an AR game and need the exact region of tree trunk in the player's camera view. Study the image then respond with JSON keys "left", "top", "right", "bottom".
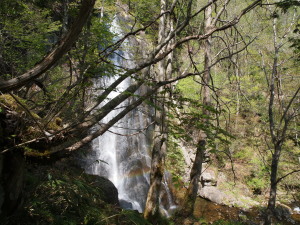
{"left": 144, "top": 0, "right": 173, "bottom": 220}
{"left": 178, "top": 139, "right": 205, "bottom": 217}
{"left": 263, "top": 13, "right": 299, "bottom": 223}
{"left": 178, "top": 0, "right": 212, "bottom": 217}
{"left": 62, "top": 0, "right": 69, "bottom": 34}
{"left": 265, "top": 17, "right": 279, "bottom": 225}
{"left": 144, "top": 132, "right": 167, "bottom": 220}
{"left": 265, "top": 144, "right": 281, "bottom": 225}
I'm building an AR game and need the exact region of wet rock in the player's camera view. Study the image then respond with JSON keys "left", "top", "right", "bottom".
{"left": 85, "top": 174, "right": 119, "bottom": 205}
{"left": 120, "top": 199, "right": 133, "bottom": 209}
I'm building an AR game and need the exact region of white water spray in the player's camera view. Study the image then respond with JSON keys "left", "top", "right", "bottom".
{"left": 84, "top": 15, "right": 177, "bottom": 215}
{"left": 85, "top": 16, "right": 151, "bottom": 212}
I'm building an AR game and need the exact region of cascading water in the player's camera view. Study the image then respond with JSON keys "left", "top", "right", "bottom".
{"left": 84, "top": 14, "right": 178, "bottom": 215}
{"left": 84, "top": 15, "right": 152, "bottom": 212}
{"left": 160, "top": 173, "right": 177, "bottom": 217}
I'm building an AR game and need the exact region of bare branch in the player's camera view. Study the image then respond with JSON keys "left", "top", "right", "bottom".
{"left": 276, "top": 169, "right": 300, "bottom": 185}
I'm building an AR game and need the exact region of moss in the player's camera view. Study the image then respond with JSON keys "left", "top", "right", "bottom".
{"left": 0, "top": 94, "right": 40, "bottom": 120}
{"left": 0, "top": 94, "right": 65, "bottom": 146}
{"left": 23, "top": 148, "right": 51, "bottom": 157}
{"left": 46, "top": 117, "right": 63, "bottom": 131}
{"left": 0, "top": 94, "right": 19, "bottom": 110}
{"left": 212, "top": 220, "right": 244, "bottom": 225}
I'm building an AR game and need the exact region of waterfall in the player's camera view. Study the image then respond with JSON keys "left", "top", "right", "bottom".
{"left": 84, "top": 15, "right": 152, "bottom": 212}
{"left": 84, "top": 14, "right": 177, "bottom": 215}
{"left": 159, "top": 173, "right": 178, "bottom": 217}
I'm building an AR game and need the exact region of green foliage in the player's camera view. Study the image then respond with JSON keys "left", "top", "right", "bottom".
{"left": 127, "top": 0, "right": 160, "bottom": 25}
{"left": 177, "top": 77, "right": 200, "bottom": 100}
{"left": 233, "top": 146, "right": 253, "bottom": 160}
{"left": 169, "top": 89, "right": 234, "bottom": 151}
{"left": 0, "top": 0, "right": 61, "bottom": 77}
{"left": 71, "top": 13, "right": 115, "bottom": 79}
{"left": 166, "top": 137, "right": 185, "bottom": 181}
{"left": 121, "top": 210, "right": 151, "bottom": 225}
{"left": 212, "top": 220, "right": 243, "bottom": 225}
{"left": 125, "top": 0, "right": 160, "bottom": 39}
{"left": 277, "top": 0, "right": 300, "bottom": 12}
{"left": 246, "top": 177, "right": 267, "bottom": 193}
{"left": 0, "top": 1, "right": 299, "bottom": 224}
{"left": 24, "top": 174, "right": 106, "bottom": 224}
{"left": 9, "top": 166, "right": 149, "bottom": 225}
{"left": 246, "top": 157, "right": 269, "bottom": 193}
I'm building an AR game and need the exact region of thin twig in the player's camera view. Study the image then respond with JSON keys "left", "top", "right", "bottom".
{"left": 9, "top": 93, "right": 49, "bottom": 142}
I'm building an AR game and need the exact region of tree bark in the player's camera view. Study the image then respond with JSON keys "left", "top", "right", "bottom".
{"left": 179, "top": 0, "right": 213, "bottom": 217}
{"left": 179, "top": 139, "right": 205, "bottom": 217}
{"left": 265, "top": 17, "right": 279, "bottom": 225}
{"left": 144, "top": 134, "right": 167, "bottom": 220}
{"left": 144, "top": 0, "right": 174, "bottom": 220}
{"left": 265, "top": 144, "right": 281, "bottom": 225}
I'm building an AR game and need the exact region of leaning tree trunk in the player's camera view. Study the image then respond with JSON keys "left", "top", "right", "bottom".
{"left": 179, "top": 139, "right": 205, "bottom": 217}
{"left": 179, "top": 0, "right": 213, "bottom": 217}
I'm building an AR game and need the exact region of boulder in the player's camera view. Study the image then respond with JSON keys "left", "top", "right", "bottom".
{"left": 120, "top": 199, "right": 133, "bottom": 209}
{"left": 55, "top": 158, "right": 120, "bottom": 206}
{"left": 85, "top": 174, "right": 119, "bottom": 205}
{"left": 201, "top": 169, "right": 217, "bottom": 186}
{"left": 199, "top": 186, "right": 225, "bottom": 204}
{"left": 275, "top": 203, "right": 293, "bottom": 222}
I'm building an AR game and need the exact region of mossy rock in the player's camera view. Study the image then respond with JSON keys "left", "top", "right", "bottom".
{"left": 6, "top": 163, "right": 150, "bottom": 225}
{"left": 0, "top": 94, "right": 22, "bottom": 112}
